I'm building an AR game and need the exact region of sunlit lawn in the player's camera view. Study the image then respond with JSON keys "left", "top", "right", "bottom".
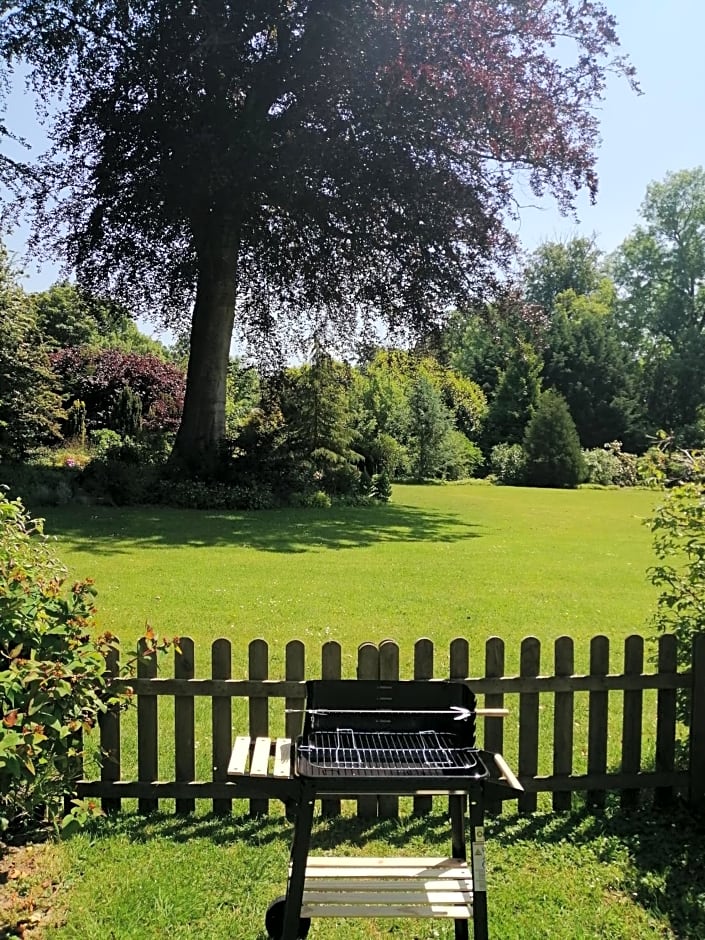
{"left": 44, "top": 482, "right": 659, "bottom": 678}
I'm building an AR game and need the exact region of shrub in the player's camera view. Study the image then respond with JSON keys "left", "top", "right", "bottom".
{"left": 582, "top": 447, "right": 622, "bottom": 486}
{"left": 523, "top": 390, "right": 585, "bottom": 488}
{"left": 646, "top": 447, "right": 705, "bottom": 723}
{"left": 489, "top": 443, "right": 527, "bottom": 486}
{"left": 441, "top": 431, "right": 484, "bottom": 481}
{"left": 0, "top": 493, "right": 113, "bottom": 831}
{"left": 370, "top": 470, "right": 392, "bottom": 502}
{"left": 50, "top": 347, "right": 185, "bottom": 434}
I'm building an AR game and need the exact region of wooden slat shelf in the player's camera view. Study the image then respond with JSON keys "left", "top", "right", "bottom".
{"left": 299, "top": 856, "right": 474, "bottom": 919}
{"left": 226, "top": 736, "right": 293, "bottom": 779}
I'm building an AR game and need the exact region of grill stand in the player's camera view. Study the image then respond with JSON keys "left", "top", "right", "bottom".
{"left": 227, "top": 736, "right": 521, "bottom": 939}
{"left": 276, "top": 781, "right": 490, "bottom": 940}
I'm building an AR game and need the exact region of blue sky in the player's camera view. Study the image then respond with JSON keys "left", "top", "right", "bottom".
{"left": 2, "top": 0, "right": 704, "bottom": 290}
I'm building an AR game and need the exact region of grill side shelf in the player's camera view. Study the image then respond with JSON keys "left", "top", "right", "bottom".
{"left": 299, "top": 856, "right": 474, "bottom": 920}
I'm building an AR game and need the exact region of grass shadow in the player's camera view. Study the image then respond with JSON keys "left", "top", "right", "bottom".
{"left": 487, "top": 797, "right": 705, "bottom": 938}
{"left": 42, "top": 501, "right": 483, "bottom": 555}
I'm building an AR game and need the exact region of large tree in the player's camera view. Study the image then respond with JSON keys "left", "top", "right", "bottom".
{"left": 0, "top": 1, "right": 633, "bottom": 471}
{"left": 613, "top": 169, "right": 705, "bottom": 441}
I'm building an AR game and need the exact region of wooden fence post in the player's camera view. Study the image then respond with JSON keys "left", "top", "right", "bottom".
{"left": 248, "top": 639, "right": 269, "bottom": 817}
{"left": 175, "top": 637, "right": 195, "bottom": 814}
{"left": 587, "top": 636, "right": 609, "bottom": 810}
{"left": 552, "top": 636, "right": 574, "bottom": 813}
{"left": 357, "top": 642, "right": 379, "bottom": 818}
{"left": 413, "top": 638, "right": 434, "bottom": 817}
{"left": 655, "top": 634, "right": 677, "bottom": 809}
{"left": 137, "top": 638, "right": 158, "bottom": 814}
{"left": 518, "top": 637, "right": 540, "bottom": 814}
{"left": 688, "top": 633, "right": 705, "bottom": 811}
{"left": 211, "top": 639, "right": 232, "bottom": 816}
{"left": 621, "top": 635, "right": 644, "bottom": 810}
{"left": 379, "top": 640, "right": 400, "bottom": 819}
{"left": 100, "top": 645, "right": 121, "bottom": 815}
{"left": 321, "top": 641, "right": 342, "bottom": 818}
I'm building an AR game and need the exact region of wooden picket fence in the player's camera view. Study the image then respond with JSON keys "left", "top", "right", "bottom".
{"left": 76, "top": 632, "right": 705, "bottom": 817}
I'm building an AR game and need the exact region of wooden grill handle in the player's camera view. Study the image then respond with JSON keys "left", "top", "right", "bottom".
{"left": 493, "top": 752, "right": 524, "bottom": 791}
{"left": 474, "top": 707, "right": 509, "bottom": 718}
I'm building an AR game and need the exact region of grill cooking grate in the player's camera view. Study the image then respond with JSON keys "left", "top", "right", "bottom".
{"left": 297, "top": 728, "right": 483, "bottom": 775}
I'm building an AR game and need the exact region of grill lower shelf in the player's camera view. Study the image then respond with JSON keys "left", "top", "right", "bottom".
{"left": 298, "top": 856, "right": 474, "bottom": 920}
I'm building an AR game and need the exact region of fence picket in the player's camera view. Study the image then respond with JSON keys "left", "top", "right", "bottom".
{"left": 379, "top": 640, "right": 400, "bottom": 819}
{"left": 211, "top": 639, "right": 232, "bottom": 815}
{"left": 621, "top": 635, "right": 644, "bottom": 810}
{"left": 357, "top": 642, "right": 380, "bottom": 818}
{"left": 518, "top": 638, "right": 540, "bottom": 813}
{"left": 688, "top": 633, "right": 705, "bottom": 811}
{"left": 137, "top": 638, "right": 158, "bottom": 814}
{"left": 587, "top": 636, "right": 610, "bottom": 809}
{"left": 413, "top": 638, "right": 434, "bottom": 817}
{"left": 484, "top": 637, "right": 505, "bottom": 815}
{"left": 655, "top": 634, "right": 677, "bottom": 808}
{"left": 100, "top": 645, "right": 121, "bottom": 814}
{"left": 321, "top": 642, "right": 342, "bottom": 817}
{"left": 248, "top": 639, "right": 269, "bottom": 817}
{"left": 175, "top": 637, "right": 195, "bottom": 814}
{"left": 552, "top": 637, "right": 574, "bottom": 812}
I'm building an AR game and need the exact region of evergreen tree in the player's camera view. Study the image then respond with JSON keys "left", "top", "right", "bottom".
{"left": 523, "top": 390, "right": 585, "bottom": 488}
{"left": 407, "top": 374, "right": 453, "bottom": 480}
{"left": 484, "top": 342, "right": 542, "bottom": 448}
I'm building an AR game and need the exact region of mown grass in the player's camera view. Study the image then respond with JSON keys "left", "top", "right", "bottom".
{"left": 43, "top": 482, "right": 659, "bottom": 677}
{"left": 11, "top": 482, "right": 697, "bottom": 939}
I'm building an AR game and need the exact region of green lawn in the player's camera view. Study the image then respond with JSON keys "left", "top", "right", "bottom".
{"left": 44, "top": 482, "right": 659, "bottom": 677}
{"left": 11, "top": 482, "right": 700, "bottom": 939}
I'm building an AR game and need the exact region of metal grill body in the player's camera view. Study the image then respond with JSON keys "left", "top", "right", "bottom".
{"left": 296, "top": 679, "right": 488, "bottom": 784}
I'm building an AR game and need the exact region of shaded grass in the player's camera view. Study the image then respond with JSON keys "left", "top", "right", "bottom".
{"left": 44, "top": 801, "right": 705, "bottom": 939}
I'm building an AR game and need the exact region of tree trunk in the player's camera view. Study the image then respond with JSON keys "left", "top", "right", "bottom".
{"left": 170, "top": 225, "right": 240, "bottom": 473}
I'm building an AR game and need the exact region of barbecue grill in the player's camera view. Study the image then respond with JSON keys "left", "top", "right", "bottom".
{"left": 228, "top": 679, "right": 522, "bottom": 940}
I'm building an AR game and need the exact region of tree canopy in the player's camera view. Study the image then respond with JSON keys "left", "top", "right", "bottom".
{"left": 0, "top": 0, "right": 634, "bottom": 470}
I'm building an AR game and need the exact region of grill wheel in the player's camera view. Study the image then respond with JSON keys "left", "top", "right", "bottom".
{"left": 265, "top": 895, "right": 311, "bottom": 940}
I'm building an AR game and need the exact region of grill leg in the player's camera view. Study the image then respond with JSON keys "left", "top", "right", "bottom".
{"left": 450, "top": 795, "right": 469, "bottom": 940}
{"left": 282, "top": 783, "right": 315, "bottom": 940}
{"left": 469, "top": 797, "right": 488, "bottom": 940}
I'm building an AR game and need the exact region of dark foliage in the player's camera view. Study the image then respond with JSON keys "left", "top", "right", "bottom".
{"left": 50, "top": 347, "right": 185, "bottom": 434}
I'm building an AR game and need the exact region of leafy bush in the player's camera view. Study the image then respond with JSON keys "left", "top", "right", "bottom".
{"left": 50, "top": 347, "right": 185, "bottom": 434}
{"left": 370, "top": 470, "right": 392, "bottom": 502}
{"left": 523, "top": 389, "right": 585, "bottom": 488}
{"left": 646, "top": 447, "right": 705, "bottom": 723}
{"left": 0, "top": 490, "right": 175, "bottom": 833}
{"left": 88, "top": 428, "right": 123, "bottom": 457}
{"left": 0, "top": 493, "right": 113, "bottom": 831}
{"left": 583, "top": 447, "right": 622, "bottom": 486}
{"left": 489, "top": 443, "right": 527, "bottom": 486}
{"left": 0, "top": 464, "right": 81, "bottom": 509}
{"left": 441, "top": 431, "right": 484, "bottom": 481}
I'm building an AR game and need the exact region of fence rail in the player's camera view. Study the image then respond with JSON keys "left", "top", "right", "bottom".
{"left": 76, "top": 632, "right": 705, "bottom": 818}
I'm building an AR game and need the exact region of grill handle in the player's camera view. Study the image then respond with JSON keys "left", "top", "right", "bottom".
{"left": 475, "top": 708, "right": 509, "bottom": 718}
{"left": 493, "top": 752, "right": 523, "bottom": 791}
